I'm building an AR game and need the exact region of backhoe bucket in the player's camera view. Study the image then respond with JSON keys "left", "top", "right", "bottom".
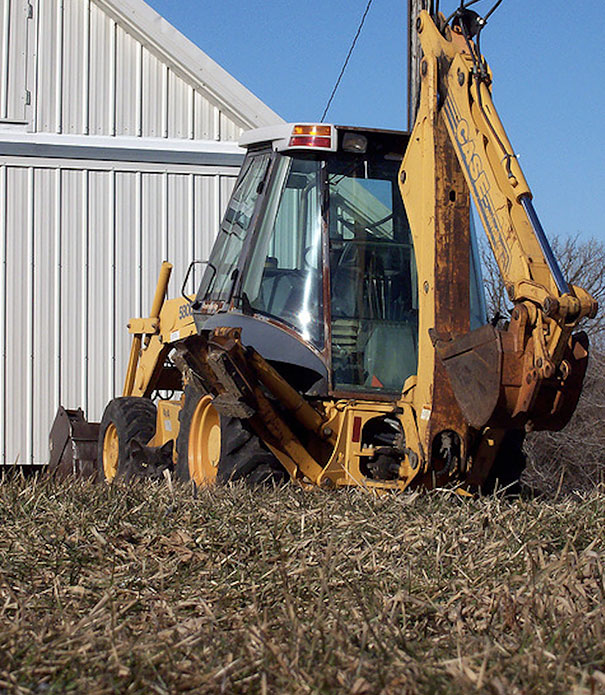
{"left": 434, "top": 324, "right": 502, "bottom": 429}
{"left": 435, "top": 324, "right": 589, "bottom": 432}
{"left": 48, "top": 407, "right": 99, "bottom": 478}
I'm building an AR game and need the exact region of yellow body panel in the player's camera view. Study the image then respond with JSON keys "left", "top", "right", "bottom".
{"left": 149, "top": 399, "right": 182, "bottom": 456}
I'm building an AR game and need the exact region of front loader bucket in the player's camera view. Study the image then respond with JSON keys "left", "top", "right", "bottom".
{"left": 48, "top": 407, "right": 99, "bottom": 478}
{"left": 434, "top": 324, "right": 502, "bottom": 429}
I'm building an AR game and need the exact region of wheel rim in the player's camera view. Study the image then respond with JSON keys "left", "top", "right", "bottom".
{"left": 188, "top": 396, "right": 221, "bottom": 486}
{"left": 102, "top": 423, "right": 120, "bottom": 482}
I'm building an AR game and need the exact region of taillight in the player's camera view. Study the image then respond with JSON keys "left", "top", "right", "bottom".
{"left": 288, "top": 124, "right": 333, "bottom": 149}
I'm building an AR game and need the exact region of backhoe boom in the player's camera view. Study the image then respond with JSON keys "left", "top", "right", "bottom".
{"left": 400, "top": 8, "right": 596, "bottom": 434}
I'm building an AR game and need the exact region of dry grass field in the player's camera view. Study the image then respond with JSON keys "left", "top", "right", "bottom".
{"left": 0, "top": 475, "right": 604, "bottom": 694}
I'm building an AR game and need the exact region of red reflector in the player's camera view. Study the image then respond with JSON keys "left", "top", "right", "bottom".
{"left": 352, "top": 416, "right": 362, "bottom": 443}
{"left": 288, "top": 135, "right": 332, "bottom": 148}
{"left": 371, "top": 375, "right": 384, "bottom": 388}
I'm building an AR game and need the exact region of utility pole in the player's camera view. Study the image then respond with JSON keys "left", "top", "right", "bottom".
{"left": 408, "top": 0, "right": 425, "bottom": 130}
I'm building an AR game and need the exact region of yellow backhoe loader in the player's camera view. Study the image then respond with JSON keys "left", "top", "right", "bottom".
{"left": 50, "top": 3, "right": 596, "bottom": 493}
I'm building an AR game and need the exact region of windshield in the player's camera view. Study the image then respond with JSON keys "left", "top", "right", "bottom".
{"left": 198, "top": 152, "right": 271, "bottom": 303}
{"left": 202, "top": 142, "right": 486, "bottom": 397}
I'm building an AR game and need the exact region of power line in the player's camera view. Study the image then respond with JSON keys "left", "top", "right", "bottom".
{"left": 320, "top": 0, "right": 374, "bottom": 123}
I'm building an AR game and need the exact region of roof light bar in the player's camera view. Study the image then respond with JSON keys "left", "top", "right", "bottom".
{"left": 239, "top": 123, "right": 337, "bottom": 153}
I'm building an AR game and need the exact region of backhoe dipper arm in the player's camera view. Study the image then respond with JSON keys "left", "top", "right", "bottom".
{"left": 400, "top": 8, "right": 596, "bottom": 433}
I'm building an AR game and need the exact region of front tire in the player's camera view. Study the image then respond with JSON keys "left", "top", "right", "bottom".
{"left": 217, "top": 416, "right": 288, "bottom": 485}
{"left": 97, "top": 397, "right": 157, "bottom": 483}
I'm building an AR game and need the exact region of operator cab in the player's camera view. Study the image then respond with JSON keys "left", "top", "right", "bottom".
{"left": 194, "top": 123, "right": 485, "bottom": 398}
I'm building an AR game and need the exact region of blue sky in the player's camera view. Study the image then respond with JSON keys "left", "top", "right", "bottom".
{"left": 147, "top": 0, "right": 604, "bottom": 244}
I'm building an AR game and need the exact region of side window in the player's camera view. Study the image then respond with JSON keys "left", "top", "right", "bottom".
{"left": 199, "top": 153, "right": 271, "bottom": 302}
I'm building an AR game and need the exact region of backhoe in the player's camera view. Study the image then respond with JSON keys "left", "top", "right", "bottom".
{"left": 50, "top": 2, "right": 596, "bottom": 493}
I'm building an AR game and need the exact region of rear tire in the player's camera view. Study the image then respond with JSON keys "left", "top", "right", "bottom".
{"left": 97, "top": 397, "right": 157, "bottom": 483}
{"left": 217, "top": 416, "right": 288, "bottom": 486}
{"left": 176, "top": 385, "right": 287, "bottom": 487}
{"left": 176, "top": 385, "right": 221, "bottom": 486}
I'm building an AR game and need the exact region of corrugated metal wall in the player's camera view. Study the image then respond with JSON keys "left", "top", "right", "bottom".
{"left": 0, "top": 0, "right": 31, "bottom": 122}
{"left": 0, "top": 159, "right": 236, "bottom": 463}
{"left": 26, "top": 0, "right": 245, "bottom": 139}
{"left": 0, "top": 0, "right": 281, "bottom": 463}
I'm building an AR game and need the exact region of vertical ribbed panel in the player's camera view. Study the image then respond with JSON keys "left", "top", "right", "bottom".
{"left": 87, "top": 169, "right": 112, "bottom": 422}
{"left": 141, "top": 46, "right": 162, "bottom": 137}
{"left": 167, "top": 71, "right": 188, "bottom": 139}
{"left": 62, "top": 0, "right": 86, "bottom": 133}
{"left": 35, "top": 0, "right": 58, "bottom": 131}
{"left": 219, "top": 112, "right": 243, "bottom": 142}
{"left": 32, "top": 168, "right": 59, "bottom": 461}
{"left": 114, "top": 24, "right": 137, "bottom": 136}
{"left": 166, "top": 173, "right": 191, "bottom": 297}
{"left": 0, "top": 0, "right": 29, "bottom": 121}
{"left": 194, "top": 91, "right": 218, "bottom": 140}
{"left": 113, "top": 170, "right": 136, "bottom": 394}
{"left": 5, "top": 167, "right": 28, "bottom": 462}
{"left": 59, "top": 169, "right": 84, "bottom": 416}
{"left": 140, "top": 172, "right": 162, "bottom": 308}
{"left": 0, "top": 166, "right": 6, "bottom": 462}
{"left": 27, "top": 0, "right": 250, "bottom": 139}
{"left": 88, "top": 1, "right": 112, "bottom": 135}
{"left": 193, "top": 175, "right": 221, "bottom": 290}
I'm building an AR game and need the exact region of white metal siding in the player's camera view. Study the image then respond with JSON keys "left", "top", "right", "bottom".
{"left": 0, "top": 0, "right": 30, "bottom": 122}
{"left": 22, "top": 0, "right": 246, "bottom": 140}
{"left": 0, "top": 0, "right": 281, "bottom": 464}
{"left": 0, "top": 158, "right": 236, "bottom": 463}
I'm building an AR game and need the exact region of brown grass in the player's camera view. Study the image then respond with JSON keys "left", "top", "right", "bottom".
{"left": 0, "top": 475, "right": 604, "bottom": 694}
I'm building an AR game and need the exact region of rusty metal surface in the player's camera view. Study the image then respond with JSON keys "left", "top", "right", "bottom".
{"left": 436, "top": 317, "right": 590, "bottom": 432}
{"left": 420, "top": 114, "right": 472, "bottom": 471}
{"left": 531, "top": 331, "right": 589, "bottom": 432}
{"left": 435, "top": 324, "right": 502, "bottom": 429}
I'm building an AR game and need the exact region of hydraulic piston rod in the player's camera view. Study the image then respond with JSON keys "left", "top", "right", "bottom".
{"left": 520, "top": 195, "right": 569, "bottom": 296}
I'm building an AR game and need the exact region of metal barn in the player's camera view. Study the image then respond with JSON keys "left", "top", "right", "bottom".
{"left": 0, "top": 0, "right": 282, "bottom": 464}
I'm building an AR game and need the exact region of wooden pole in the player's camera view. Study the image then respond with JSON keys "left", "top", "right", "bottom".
{"left": 408, "top": 0, "right": 426, "bottom": 130}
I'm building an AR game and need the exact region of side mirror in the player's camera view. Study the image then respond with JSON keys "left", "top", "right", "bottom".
{"left": 181, "top": 260, "right": 216, "bottom": 306}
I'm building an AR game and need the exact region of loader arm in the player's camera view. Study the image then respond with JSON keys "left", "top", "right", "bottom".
{"left": 400, "top": 8, "right": 596, "bottom": 436}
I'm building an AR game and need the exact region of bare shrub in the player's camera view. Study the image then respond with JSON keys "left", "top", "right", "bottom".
{"left": 480, "top": 234, "right": 605, "bottom": 493}
{"left": 524, "top": 348, "right": 605, "bottom": 495}
{"left": 481, "top": 234, "right": 605, "bottom": 344}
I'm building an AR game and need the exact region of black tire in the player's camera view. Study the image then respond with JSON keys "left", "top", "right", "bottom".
{"left": 175, "top": 385, "right": 202, "bottom": 482}
{"left": 176, "top": 384, "right": 287, "bottom": 486}
{"left": 482, "top": 429, "right": 527, "bottom": 495}
{"left": 217, "top": 416, "right": 288, "bottom": 486}
{"left": 97, "top": 397, "right": 157, "bottom": 483}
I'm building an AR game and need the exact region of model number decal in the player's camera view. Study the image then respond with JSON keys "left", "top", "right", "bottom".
{"left": 443, "top": 94, "right": 511, "bottom": 273}
{"left": 178, "top": 303, "right": 194, "bottom": 320}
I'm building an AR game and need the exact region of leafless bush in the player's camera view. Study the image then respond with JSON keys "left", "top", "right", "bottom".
{"left": 480, "top": 234, "right": 605, "bottom": 493}
{"left": 524, "top": 348, "right": 605, "bottom": 495}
